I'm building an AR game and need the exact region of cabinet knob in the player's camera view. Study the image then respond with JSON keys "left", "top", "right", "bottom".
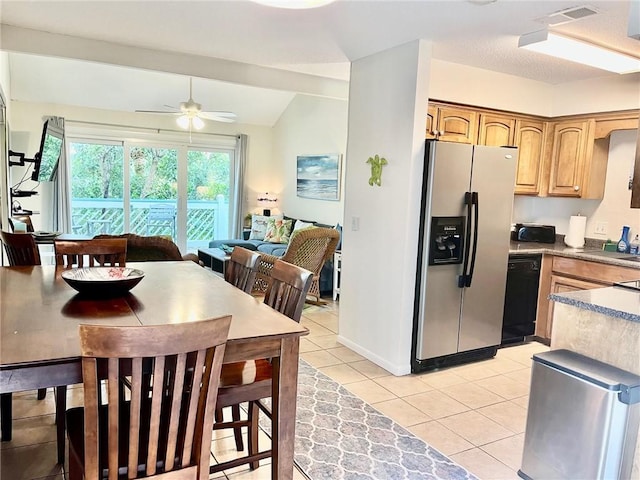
{"left": 574, "top": 185, "right": 580, "bottom": 191}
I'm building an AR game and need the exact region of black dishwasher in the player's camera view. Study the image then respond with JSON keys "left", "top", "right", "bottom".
{"left": 501, "top": 254, "right": 541, "bottom": 345}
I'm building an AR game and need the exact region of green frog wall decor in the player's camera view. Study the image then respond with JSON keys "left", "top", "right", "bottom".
{"left": 366, "top": 154, "right": 387, "bottom": 186}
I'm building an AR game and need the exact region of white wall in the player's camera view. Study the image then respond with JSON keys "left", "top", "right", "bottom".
{"left": 551, "top": 74, "right": 640, "bottom": 116}
{"left": 271, "top": 94, "right": 348, "bottom": 225}
{"left": 513, "top": 130, "right": 640, "bottom": 242}
{"left": 0, "top": 52, "right": 10, "bottom": 101}
{"left": 339, "top": 40, "right": 431, "bottom": 375}
{"left": 429, "top": 59, "right": 554, "bottom": 116}
{"left": 8, "top": 101, "right": 273, "bottom": 231}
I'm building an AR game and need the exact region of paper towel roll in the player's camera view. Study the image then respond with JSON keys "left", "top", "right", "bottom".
{"left": 565, "top": 215, "right": 587, "bottom": 248}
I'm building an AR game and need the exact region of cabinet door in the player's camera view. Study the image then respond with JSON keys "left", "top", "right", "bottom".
{"left": 437, "top": 107, "right": 477, "bottom": 144}
{"left": 546, "top": 275, "right": 605, "bottom": 339}
{"left": 478, "top": 114, "right": 516, "bottom": 147}
{"left": 514, "top": 120, "right": 546, "bottom": 195}
{"left": 548, "top": 120, "right": 591, "bottom": 197}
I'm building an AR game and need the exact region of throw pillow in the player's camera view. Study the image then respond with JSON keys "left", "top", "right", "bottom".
{"left": 249, "top": 214, "right": 273, "bottom": 240}
{"left": 293, "top": 219, "right": 314, "bottom": 232}
{"left": 264, "top": 218, "right": 293, "bottom": 244}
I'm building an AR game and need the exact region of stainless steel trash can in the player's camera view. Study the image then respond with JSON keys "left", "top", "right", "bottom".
{"left": 519, "top": 349, "right": 640, "bottom": 480}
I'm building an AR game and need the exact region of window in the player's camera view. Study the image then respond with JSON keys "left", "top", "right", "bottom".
{"left": 67, "top": 130, "right": 236, "bottom": 252}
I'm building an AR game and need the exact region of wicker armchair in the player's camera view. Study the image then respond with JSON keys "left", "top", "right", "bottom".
{"left": 253, "top": 226, "right": 340, "bottom": 303}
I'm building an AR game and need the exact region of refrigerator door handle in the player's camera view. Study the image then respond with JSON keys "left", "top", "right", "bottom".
{"left": 458, "top": 191, "right": 473, "bottom": 288}
{"left": 466, "top": 191, "right": 479, "bottom": 287}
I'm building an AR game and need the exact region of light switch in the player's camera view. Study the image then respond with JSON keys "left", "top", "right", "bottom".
{"left": 351, "top": 216, "right": 360, "bottom": 231}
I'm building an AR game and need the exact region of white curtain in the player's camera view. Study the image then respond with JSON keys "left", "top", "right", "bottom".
{"left": 232, "top": 134, "right": 248, "bottom": 238}
{"left": 49, "top": 117, "right": 71, "bottom": 233}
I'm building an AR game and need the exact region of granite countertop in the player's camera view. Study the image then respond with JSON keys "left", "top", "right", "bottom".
{"left": 550, "top": 286, "right": 640, "bottom": 323}
{"left": 509, "top": 241, "right": 640, "bottom": 270}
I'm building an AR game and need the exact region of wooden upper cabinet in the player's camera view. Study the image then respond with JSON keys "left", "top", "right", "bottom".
{"left": 513, "top": 120, "right": 546, "bottom": 195}
{"left": 424, "top": 101, "right": 636, "bottom": 199}
{"left": 478, "top": 114, "right": 516, "bottom": 147}
{"left": 548, "top": 119, "right": 595, "bottom": 197}
{"left": 426, "top": 104, "right": 477, "bottom": 144}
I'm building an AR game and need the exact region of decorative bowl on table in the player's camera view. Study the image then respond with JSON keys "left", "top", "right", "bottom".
{"left": 32, "top": 231, "right": 61, "bottom": 240}
{"left": 60, "top": 267, "right": 145, "bottom": 297}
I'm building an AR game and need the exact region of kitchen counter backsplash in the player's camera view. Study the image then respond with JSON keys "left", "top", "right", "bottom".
{"left": 509, "top": 238, "right": 640, "bottom": 270}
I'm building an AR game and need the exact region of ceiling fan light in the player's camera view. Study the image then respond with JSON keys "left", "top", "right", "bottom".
{"left": 519, "top": 30, "right": 640, "bottom": 74}
{"left": 192, "top": 116, "right": 205, "bottom": 130}
{"left": 177, "top": 115, "right": 190, "bottom": 129}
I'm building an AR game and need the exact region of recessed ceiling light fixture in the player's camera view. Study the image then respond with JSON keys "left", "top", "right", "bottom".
{"left": 519, "top": 29, "right": 640, "bottom": 74}
{"left": 250, "top": 0, "right": 336, "bottom": 8}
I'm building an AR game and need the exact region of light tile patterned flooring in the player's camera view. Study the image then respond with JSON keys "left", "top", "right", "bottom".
{"left": 0, "top": 300, "right": 547, "bottom": 480}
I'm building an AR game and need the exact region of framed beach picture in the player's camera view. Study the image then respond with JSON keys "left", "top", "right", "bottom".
{"left": 296, "top": 154, "right": 341, "bottom": 201}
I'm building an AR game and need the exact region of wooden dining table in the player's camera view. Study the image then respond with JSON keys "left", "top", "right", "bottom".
{"left": 0, "top": 261, "right": 308, "bottom": 479}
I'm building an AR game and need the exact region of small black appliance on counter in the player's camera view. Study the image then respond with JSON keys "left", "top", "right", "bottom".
{"left": 511, "top": 224, "right": 556, "bottom": 244}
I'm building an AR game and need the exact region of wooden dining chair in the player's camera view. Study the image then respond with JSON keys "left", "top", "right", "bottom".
{"left": 0, "top": 229, "right": 49, "bottom": 452}
{"left": 54, "top": 238, "right": 127, "bottom": 268}
{"left": 8, "top": 215, "right": 35, "bottom": 233}
{"left": 211, "top": 260, "right": 312, "bottom": 474}
{"left": 1, "top": 230, "right": 41, "bottom": 266}
{"left": 66, "top": 315, "right": 231, "bottom": 480}
{"left": 224, "top": 247, "right": 261, "bottom": 294}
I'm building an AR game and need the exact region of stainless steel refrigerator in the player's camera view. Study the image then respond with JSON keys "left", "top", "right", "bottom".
{"left": 412, "top": 140, "right": 517, "bottom": 373}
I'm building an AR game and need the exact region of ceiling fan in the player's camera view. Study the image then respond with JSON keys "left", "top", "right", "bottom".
{"left": 135, "top": 77, "right": 237, "bottom": 133}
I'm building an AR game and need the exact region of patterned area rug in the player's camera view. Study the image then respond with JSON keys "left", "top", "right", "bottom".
{"left": 262, "top": 359, "right": 479, "bottom": 480}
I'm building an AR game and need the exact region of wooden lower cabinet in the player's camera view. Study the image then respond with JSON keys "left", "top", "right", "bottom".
{"left": 535, "top": 255, "right": 640, "bottom": 342}
{"left": 545, "top": 275, "right": 606, "bottom": 340}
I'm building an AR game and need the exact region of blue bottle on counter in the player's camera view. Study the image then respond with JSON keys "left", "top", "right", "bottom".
{"left": 617, "top": 225, "right": 630, "bottom": 253}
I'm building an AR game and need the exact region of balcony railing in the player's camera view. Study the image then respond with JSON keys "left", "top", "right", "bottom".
{"left": 71, "top": 197, "right": 229, "bottom": 250}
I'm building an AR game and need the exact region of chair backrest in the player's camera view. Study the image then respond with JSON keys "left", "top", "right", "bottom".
{"left": 8, "top": 216, "right": 35, "bottom": 233}
{"left": 95, "top": 233, "right": 184, "bottom": 262}
{"left": 79, "top": 316, "right": 231, "bottom": 480}
{"left": 0, "top": 230, "right": 41, "bottom": 266}
{"left": 224, "top": 247, "right": 261, "bottom": 294}
{"left": 263, "top": 260, "right": 313, "bottom": 322}
{"left": 54, "top": 238, "right": 127, "bottom": 268}
{"left": 281, "top": 227, "right": 340, "bottom": 278}
{"left": 148, "top": 204, "right": 176, "bottom": 221}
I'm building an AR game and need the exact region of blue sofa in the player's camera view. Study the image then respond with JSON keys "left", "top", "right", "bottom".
{"left": 209, "top": 216, "right": 341, "bottom": 295}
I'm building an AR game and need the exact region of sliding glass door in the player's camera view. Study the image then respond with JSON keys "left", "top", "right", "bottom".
{"left": 186, "top": 148, "right": 233, "bottom": 250}
{"left": 68, "top": 135, "right": 235, "bottom": 252}
{"left": 129, "top": 146, "right": 178, "bottom": 241}
{"left": 68, "top": 141, "right": 125, "bottom": 236}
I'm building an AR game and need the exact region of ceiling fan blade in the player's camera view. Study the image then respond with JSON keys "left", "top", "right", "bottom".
{"left": 135, "top": 109, "right": 180, "bottom": 115}
{"left": 199, "top": 111, "right": 237, "bottom": 121}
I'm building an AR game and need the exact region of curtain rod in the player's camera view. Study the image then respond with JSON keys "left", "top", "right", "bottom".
{"left": 64, "top": 119, "right": 240, "bottom": 139}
